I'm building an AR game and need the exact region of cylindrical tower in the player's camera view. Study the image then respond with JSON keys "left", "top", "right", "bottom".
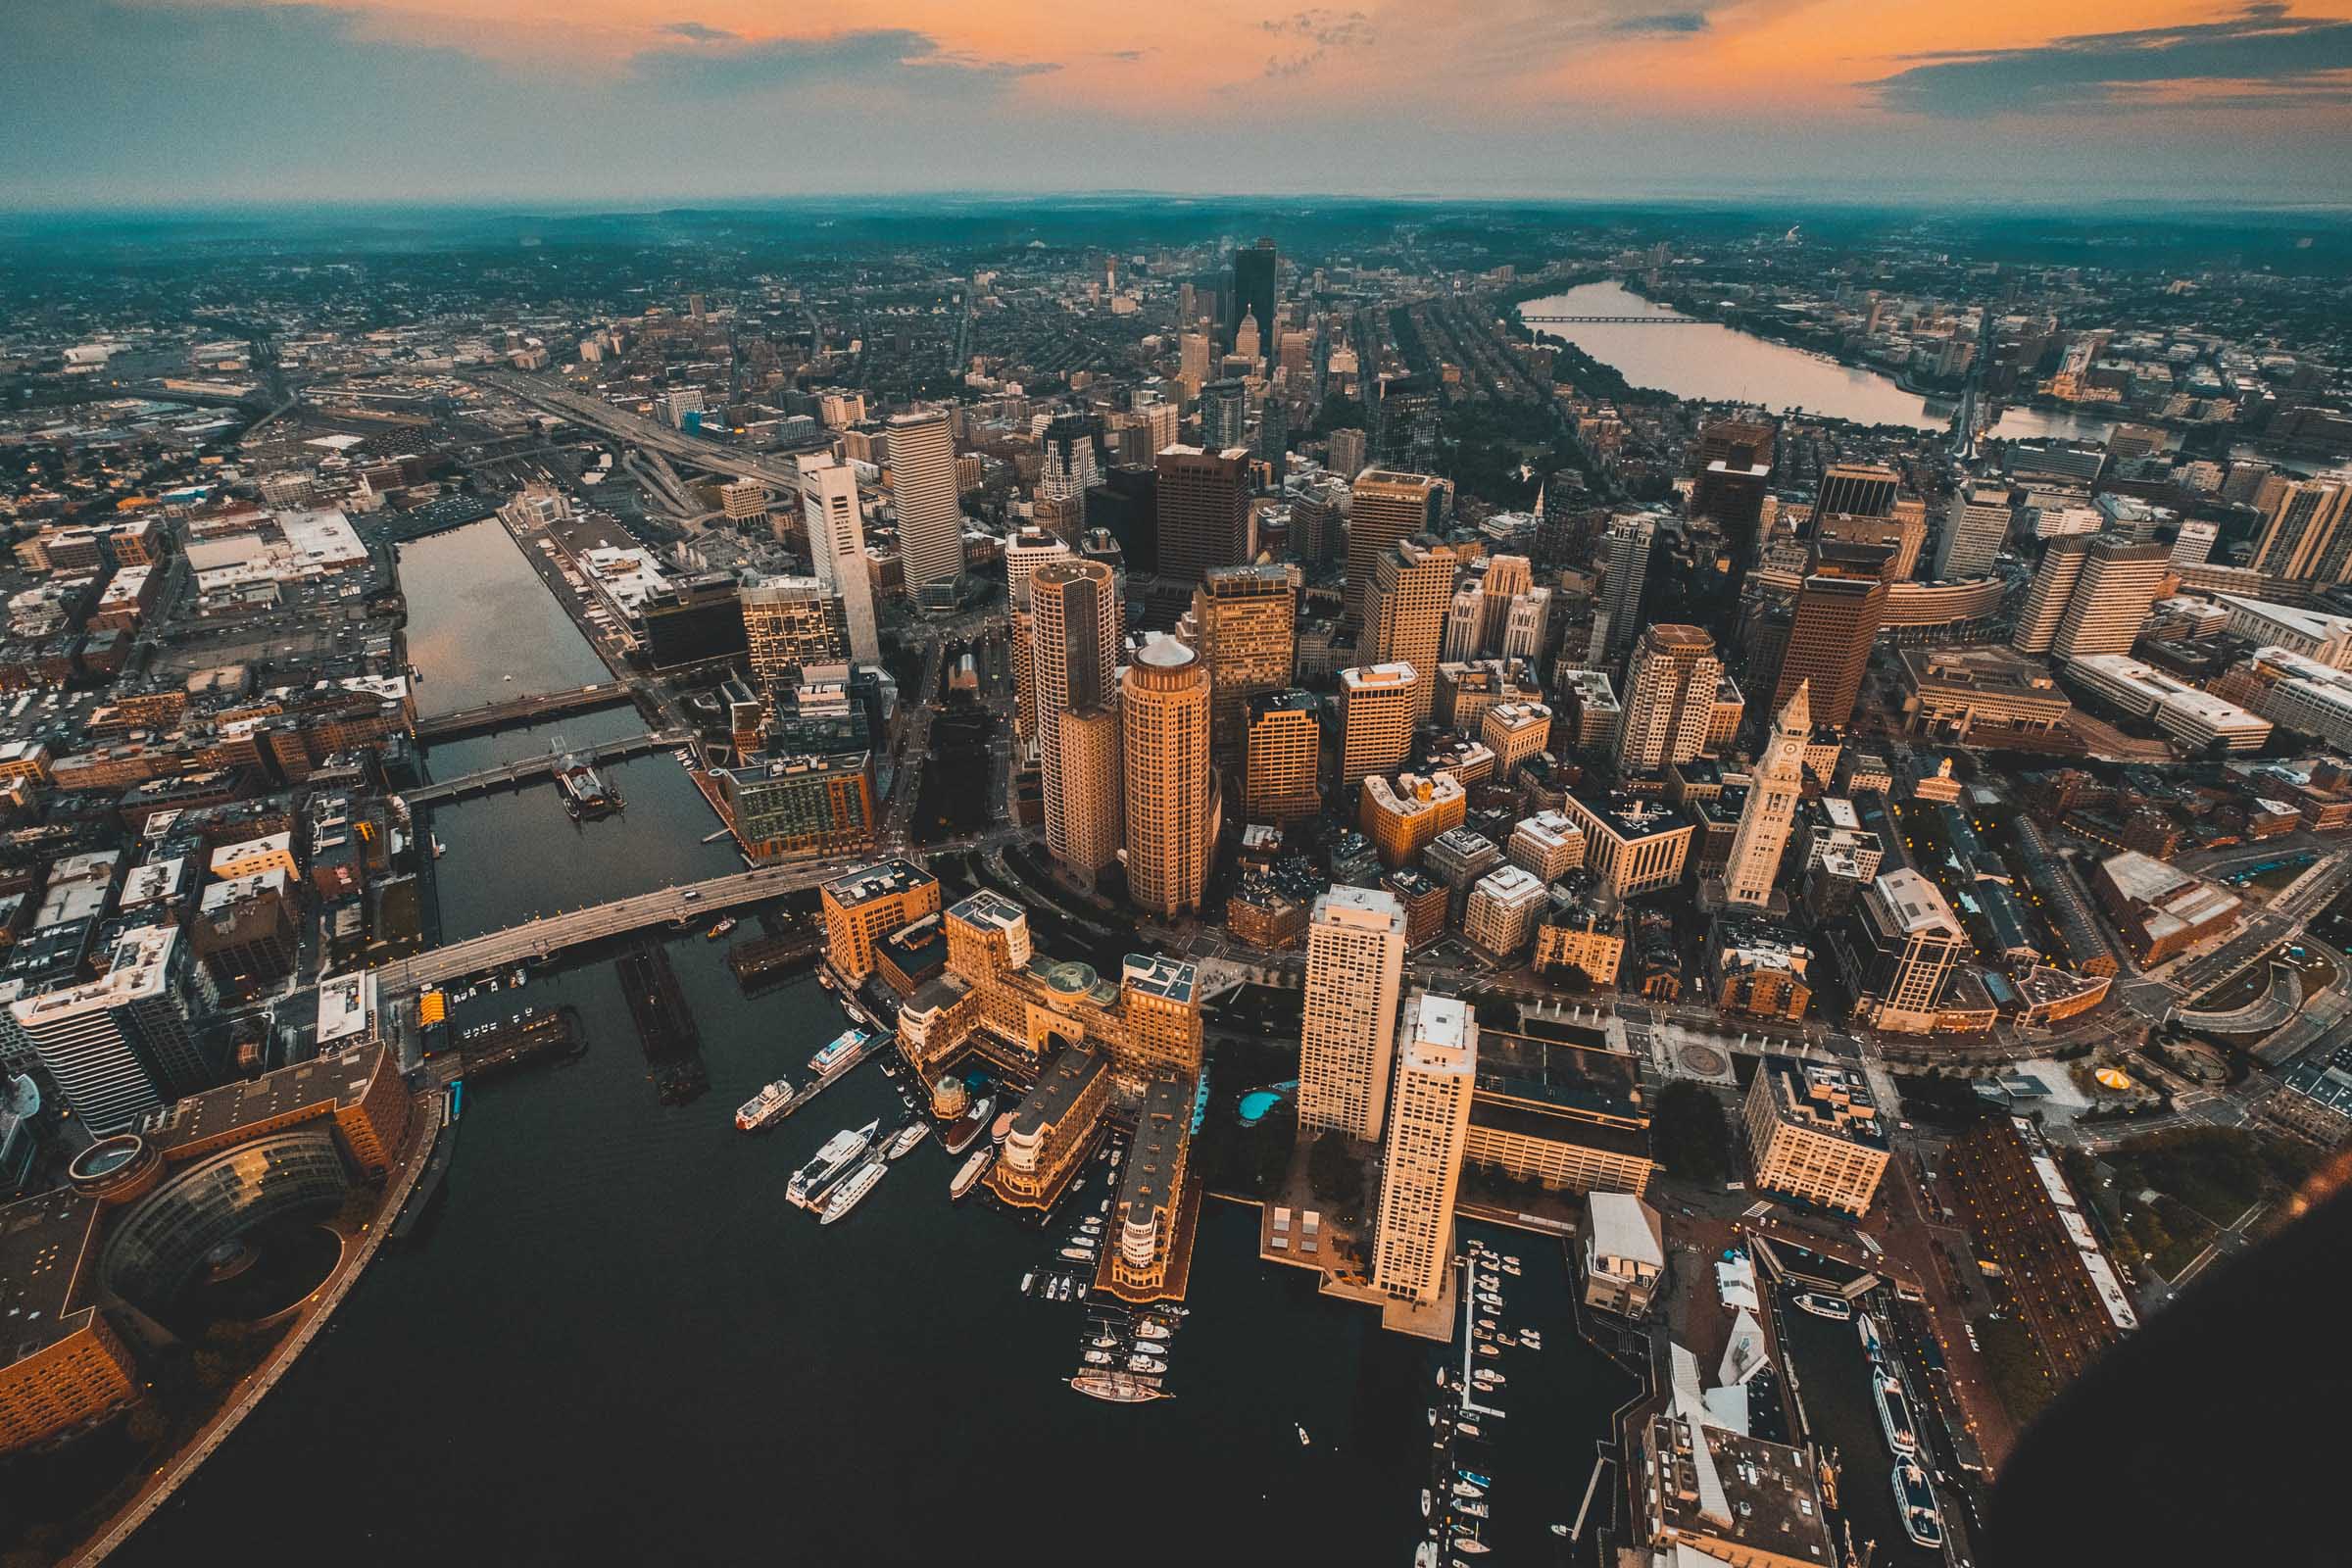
{"left": 1121, "top": 634, "right": 1213, "bottom": 919}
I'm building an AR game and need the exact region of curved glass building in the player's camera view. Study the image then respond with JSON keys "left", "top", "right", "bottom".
{"left": 102, "top": 1128, "right": 351, "bottom": 1312}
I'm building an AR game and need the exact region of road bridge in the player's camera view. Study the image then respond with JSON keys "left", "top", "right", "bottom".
{"left": 413, "top": 683, "right": 640, "bottom": 742}
{"left": 1519, "top": 315, "right": 1702, "bottom": 325}
{"left": 402, "top": 729, "right": 684, "bottom": 807}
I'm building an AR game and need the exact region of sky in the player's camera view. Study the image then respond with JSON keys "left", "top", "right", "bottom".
{"left": 1, "top": 0, "right": 2348, "bottom": 209}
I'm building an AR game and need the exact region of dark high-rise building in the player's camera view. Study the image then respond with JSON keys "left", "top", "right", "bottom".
{"left": 1231, "top": 237, "right": 1277, "bottom": 353}
{"left": 641, "top": 572, "right": 748, "bottom": 673}
{"left": 1086, "top": 465, "right": 1159, "bottom": 573}
{"left": 1199, "top": 379, "right": 1249, "bottom": 451}
{"left": 1772, "top": 543, "right": 1891, "bottom": 733}
{"left": 1372, "top": 375, "right": 1441, "bottom": 471}
{"left": 1257, "top": 396, "right": 1289, "bottom": 473}
{"left": 1154, "top": 446, "right": 1251, "bottom": 586}
{"left": 1807, "top": 463, "right": 1902, "bottom": 528}
{"left": 1697, "top": 415, "right": 1777, "bottom": 473}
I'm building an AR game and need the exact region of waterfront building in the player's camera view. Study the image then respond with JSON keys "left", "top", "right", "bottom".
{"left": 640, "top": 573, "right": 748, "bottom": 674}
{"left": 2091, "top": 850, "right": 2243, "bottom": 963}
{"left": 1936, "top": 483, "right": 2014, "bottom": 582}
{"left": 1243, "top": 691, "right": 1322, "bottom": 823}
{"left": 1107, "top": 1074, "right": 1198, "bottom": 1303}
{"left": 1359, "top": 538, "right": 1456, "bottom": 719}
{"left": 1338, "top": 663, "right": 1418, "bottom": 784}
{"left": 1945, "top": 1115, "right": 2138, "bottom": 1390}
{"left": 1462, "top": 1017, "right": 1651, "bottom": 1195}
{"left": 8, "top": 925, "right": 205, "bottom": 1136}
{"left": 1560, "top": 790, "right": 1693, "bottom": 899}
{"left": 987, "top": 1042, "right": 1111, "bottom": 1210}
{"left": 821, "top": 858, "right": 943, "bottom": 981}
{"left": 1583, "top": 1193, "right": 1665, "bottom": 1315}
{"left": 1154, "top": 446, "right": 1251, "bottom": 586}
{"left": 1298, "top": 887, "right": 1407, "bottom": 1142}
{"left": 741, "top": 576, "right": 851, "bottom": 688}
{"left": 1463, "top": 863, "right": 1546, "bottom": 958}
{"left": 1346, "top": 470, "right": 1444, "bottom": 624}
{"left": 1359, "top": 771, "right": 1465, "bottom": 868}
{"left": 888, "top": 411, "right": 964, "bottom": 597}
{"left": 1722, "top": 682, "right": 1808, "bottom": 906}
{"left": 1740, "top": 1056, "right": 1890, "bottom": 1215}
{"left": 0, "top": 1193, "right": 136, "bottom": 1455}
{"left": 712, "top": 752, "right": 875, "bottom": 863}
{"left": 1191, "top": 564, "right": 1299, "bottom": 764}
{"left": 1372, "top": 993, "right": 1476, "bottom": 1306}
{"left": 1122, "top": 636, "right": 1214, "bottom": 919}
{"left": 1615, "top": 624, "right": 1721, "bottom": 772}
{"left": 1033, "top": 560, "right": 1122, "bottom": 876}
{"left": 1641, "top": 1409, "right": 1836, "bottom": 1568}
{"left": 797, "top": 454, "right": 879, "bottom": 663}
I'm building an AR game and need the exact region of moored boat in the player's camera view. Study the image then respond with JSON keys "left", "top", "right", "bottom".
{"left": 818, "top": 1158, "right": 886, "bottom": 1224}
{"left": 1873, "top": 1365, "right": 1920, "bottom": 1456}
{"left": 886, "top": 1121, "right": 930, "bottom": 1159}
{"left": 786, "top": 1119, "right": 880, "bottom": 1207}
{"left": 706, "top": 917, "right": 737, "bottom": 940}
{"left": 808, "top": 1027, "right": 871, "bottom": 1076}
{"left": 942, "top": 1093, "right": 996, "bottom": 1154}
{"left": 1793, "top": 1290, "right": 1853, "bottom": 1321}
{"left": 734, "top": 1078, "right": 795, "bottom": 1132}
{"left": 950, "top": 1146, "right": 996, "bottom": 1200}
{"left": 1891, "top": 1460, "right": 1944, "bottom": 1548}
{"left": 1071, "top": 1370, "right": 1171, "bottom": 1403}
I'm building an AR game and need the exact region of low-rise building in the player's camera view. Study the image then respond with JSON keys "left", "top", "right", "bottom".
{"left": 1582, "top": 1192, "right": 1665, "bottom": 1315}
{"left": 2091, "top": 849, "right": 2242, "bottom": 962}
{"left": 1740, "top": 1056, "right": 1890, "bottom": 1215}
{"left": 1560, "top": 789, "right": 1693, "bottom": 898}
{"left": 820, "top": 858, "right": 943, "bottom": 980}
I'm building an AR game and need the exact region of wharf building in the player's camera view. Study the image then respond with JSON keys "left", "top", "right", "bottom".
{"left": 1640, "top": 1409, "right": 1836, "bottom": 1568}
{"left": 1582, "top": 1192, "right": 1665, "bottom": 1315}
{"left": 1121, "top": 636, "right": 1215, "bottom": 920}
{"left": 1463, "top": 1015, "right": 1652, "bottom": 1196}
{"left": 1740, "top": 1057, "right": 1889, "bottom": 1215}
{"left": 1242, "top": 690, "right": 1322, "bottom": 823}
{"left": 1372, "top": 993, "right": 1477, "bottom": 1308}
{"left": 987, "top": 1042, "right": 1111, "bottom": 1210}
{"left": 820, "top": 858, "right": 943, "bottom": 982}
{"left": 1826, "top": 868, "right": 1970, "bottom": 1034}
{"left": 899, "top": 891, "right": 1202, "bottom": 1100}
{"left": 1559, "top": 790, "right": 1692, "bottom": 899}
{"left": 1298, "top": 888, "right": 1407, "bottom": 1142}
{"left": 1104, "top": 1073, "right": 1200, "bottom": 1303}
{"left": 1945, "top": 1114, "right": 2137, "bottom": 1394}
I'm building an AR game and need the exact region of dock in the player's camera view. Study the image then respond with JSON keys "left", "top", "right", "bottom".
{"left": 726, "top": 932, "right": 821, "bottom": 986}
{"left": 389, "top": 1091, "right": 460, "bottom": 1241}
{"left": 618, "top": 943, "right": 706, "bottom": 1103}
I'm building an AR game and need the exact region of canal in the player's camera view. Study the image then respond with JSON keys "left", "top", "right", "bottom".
{"left": 1519, "top": 280, "right": 2115, "bottom": 443}
{"left": 399, "top": 519, "right": 610, "bottom": 717}
{"left": 108, "top": 514, "right": 1637, "bottom": 1568}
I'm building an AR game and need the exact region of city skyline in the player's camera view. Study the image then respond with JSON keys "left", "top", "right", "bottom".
{"left": 3, "top": 2, "right": 2351, "bottom": 209}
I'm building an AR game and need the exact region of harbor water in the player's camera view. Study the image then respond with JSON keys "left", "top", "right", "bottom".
{"left": 108, "top": 523, "right": 1635, "bottom": 1567}
{"left": 1520, "top": 280, "right": 2115, "bottom": 443}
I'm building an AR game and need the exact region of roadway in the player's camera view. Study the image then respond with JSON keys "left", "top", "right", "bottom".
{"left": 467, "top": 368, "right": 829, "bottom": 490}
{"left": 401, "top": 730, "right": 685, "bottom": 806}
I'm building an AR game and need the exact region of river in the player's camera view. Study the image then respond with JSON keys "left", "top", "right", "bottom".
{"left": 1519, "top": 280, "right": 2114, "bottom": 443}
{"left": 106, "top": 524, "right": 1636, "bottom": 1568}
{"left": 398, "top": 519, "right": 611, "bottom": 717}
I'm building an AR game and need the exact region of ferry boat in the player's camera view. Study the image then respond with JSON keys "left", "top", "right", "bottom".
{"left": 819, "top": 1158, "right": 886, "bottom": 1224}
{"left": 1070, "top": 1370, "right": 1171, "bottom": 1404}
{"left": 1793, "top": 1291, "right": 1853, "bottom": 1321}
{"left": 950, "top": 1146, "right": 996, "bottom": 1200}
{"left": 734, "top": 1079, "right": 796, "bottom": 1131}
{"left": 886, "top": 1122, "right": 930, "bottom": 1159}
{"left": 705, "top": 917, "right": 737, "bottom": 940}
{"left": 786, "top": 1119, "right": 880, "bottom": 1207}
{"left": 1872, "top": 1366, "right": 1920, "bottom": 1456}
{"left": 555, "top": 749, "right": 622, "bottom": 819}
{"left": 942, "top": 1094, "right": 996, "bottom": 1154}
{"left": 1891, "top": 1460, "right": 1945, "bottom": 1548}
{"left": 808, "top": 1028, "right": 871, "bottom": 1076}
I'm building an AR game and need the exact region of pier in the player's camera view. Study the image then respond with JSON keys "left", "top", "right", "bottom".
{"left": 726, "top": 931, "right": 822, "bottom": 986}
{"left": 453, "top": 1004, "right": 586, "bottom": 1081}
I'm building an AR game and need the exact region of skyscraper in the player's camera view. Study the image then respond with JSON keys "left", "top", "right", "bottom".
{"left": 1191, "top": 564, "right": 1300, "bottom": 765}
{"left": 1244, "top": 690, "right": 1323, "bottom": 823}
{"left": 2012, "top": 535, "right": 2094, "bottom": 655}
{"left": 1122, "top": 635, "right": 1214, "bottom": 918}
{"left": 1934, "top": 484, "right": 2014, "bottom": 583}
{"left": 1339, "top": 663, "right": 1419, "bottom": 783}
{"left": 9, "top": 926, "right": 205, "bottom": 1135}
{"left": 1373, "top": 992, "right": 1477, "bottom": 1306}
{"left": 1178, "top": 331, "right": 1211, "bottom": 394}
{"left": 1231, "top": 236, "right": 1277, "bottom": 353}
{"left": 888, "top": 410, "right": 963, "bottom": 596}
{"left": 2249, "top": 475, "right": 2352, "bottom": 581}
{"left": 1034, "top": 560, "right": 1121, "bottom": 876}
{"left": 1478, "top": 554, "right": 1533, "bottom": 652}
{"left": 1594, "top": 514, "right": 1656, "bottom": 662}
{"left": 1154, "top": 445, "right": 1251, "bottom": 585}
{"left": 797, "top": 454, "right": 879, "bottom": 664}
{"left": 1327, "top": 427, "right": 1368, "bottom": 480}
{"left": 1724, "top": 682, "right": 1809, "bottom": 906}
{"left": 1005, "top": 526, "right": 1072, "bottom": 612}
{"left": 1443, "top": 586, "right": 1484, "bottom": 663}
{"left": 741, "top": 576, "right": 851, "bottom": 687}
{"left": 1346, "top": 469, "right": 1445, "bottom": 624}
{"left": 1360, "top": 538, "right": 1457, "bottom": 719}
{"left": 1198, "top": 379, "right": 1249, "bottom": 451}
{"left": 1371, "top": 376, "right": 1439, "bottom": 471}
{"left": 1808, "top": 462, "right": 1901, "bottom": 526}
{"left": 1773, "top": 546, "right": 1888, "bottom": 732}
{"left": 1037, "top": 414, "right": 1106, "bottom": 542}
{"left": 1299, "top": 887, "right": 1408, "bottom": 1142}
{"left": 2051, "top": 536, "right": 2169, "bottom": 660}
{"left": 1615, "top": 624, "right": 1722, "bottom": 772}
{"left": 1256, "top": 395, "right": 1288, "bottom": 472}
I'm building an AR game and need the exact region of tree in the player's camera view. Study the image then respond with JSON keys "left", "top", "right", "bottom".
{"left": 1652, "top": 1081, "right": 1734, "bottom": 1186}
{"left": 1308, "top": 1130, "right": 1365, "bottom": 1211}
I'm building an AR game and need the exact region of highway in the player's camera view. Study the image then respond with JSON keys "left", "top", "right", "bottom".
{"left": 467, "top": 368, "right": 828, "bottom": 490}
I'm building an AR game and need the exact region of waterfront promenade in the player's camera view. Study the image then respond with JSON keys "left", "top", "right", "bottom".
{"left": 64, "top": 1095, "right": 444, "bottom": 1568}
